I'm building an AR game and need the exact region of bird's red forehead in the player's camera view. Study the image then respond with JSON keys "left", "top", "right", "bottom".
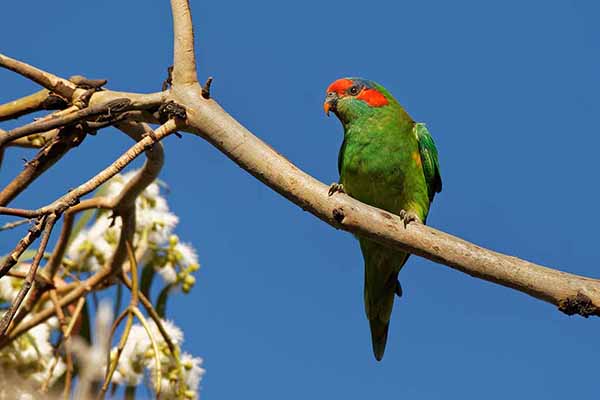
{"left": 326, "top": 78, "right": 354, "bottom": 95}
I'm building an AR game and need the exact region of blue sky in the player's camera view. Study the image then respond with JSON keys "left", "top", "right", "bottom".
{"left": 1, "top": 0, "right": 599, "bottom": 398}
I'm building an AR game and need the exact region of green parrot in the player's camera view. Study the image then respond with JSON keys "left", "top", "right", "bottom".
{"left": 324, "top": 78, "right": 442, "bottom": 361}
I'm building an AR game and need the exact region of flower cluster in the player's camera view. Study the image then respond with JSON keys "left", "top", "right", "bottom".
{"left": 0, "top": 170, "right": 205, "bottom": 396}
{"left": 0, "top": 265, "right": 64, "bottom": 388}
{"left": 111, "top": 319, "right": 205, "bottom": 399}
{"left": 66, "top": 170, "right": 200, "bottom": 292}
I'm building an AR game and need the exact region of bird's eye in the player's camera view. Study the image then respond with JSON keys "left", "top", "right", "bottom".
{"left": 348, "top": 86, "right": 360, "bottom": 96}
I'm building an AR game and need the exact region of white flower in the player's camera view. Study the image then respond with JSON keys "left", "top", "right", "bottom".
{"left": 143, "top": 209, "right": 179, "bottom": 245}
{"left": 0, "top": 274, "right": 19, "bottom": 302}
{"left": 181, "top": 353, "right": 205, "bottom": 393}
{"left": 105, "top": 170, "right": 161, "bottom": 200}
{"left": 175, "top": 242, "right": 199, "bottom": 268}
{"left": 67, "top": 215, "right": 120, "bottom": 272}
{"left": 111, "top": 318, "right": 184, "bottom": 387}
{"left": 157, "top": 262, "right": 178, "bottom": 284}
{"left": 149, "top": 352, "right": 205, "bottom": 400}
{"left": 0, "top": 313, "right": 64, "bottom": 387}
{"left": 152, "top": 319, "right": 184, "bottom": 346}
{"left": 112, "top": 324, "right": 149, "bottom": 386}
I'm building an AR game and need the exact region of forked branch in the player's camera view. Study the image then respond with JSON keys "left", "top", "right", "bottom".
{"left": 164, "top": 0, "right": 600, "bottom": 317}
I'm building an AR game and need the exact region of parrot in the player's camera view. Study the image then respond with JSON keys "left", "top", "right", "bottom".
{"left": 323, "top": 77, "right": 442, "bottom": 361}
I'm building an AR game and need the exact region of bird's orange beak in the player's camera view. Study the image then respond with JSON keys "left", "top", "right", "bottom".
{"left": 324, "top": 92, "right": 338, "bottom": 117}
{"left": 324, "top": 101, "right": 332, "bottom": 116}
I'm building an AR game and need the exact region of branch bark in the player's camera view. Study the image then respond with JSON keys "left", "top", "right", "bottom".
{"left": 170, "top": 0, "right": 199, "bottom": 86}
{"left": 0, "top": 53, "right": 78, "bottom": 99}
{"left": 170, "top": 90, "right": 600, "bottom": 316}
{"left": 0, "top": 125, "right": 87, "bottom": 206}
{"left": 0, "top": 89, "right": 67, "bottom": 122}
{"left": 147, "top": 0, "right": 600, "bottom": 318}
{"left": 0, "top": 1, "right": 597, "bottom": 363}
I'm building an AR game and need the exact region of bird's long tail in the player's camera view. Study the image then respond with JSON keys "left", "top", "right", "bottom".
{"left": 361, "top": 240, "right": 409, "bottom": 361}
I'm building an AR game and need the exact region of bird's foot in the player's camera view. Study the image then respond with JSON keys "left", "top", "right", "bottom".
{"left": 395, "top": 280, "right": 403, "bottom": 298}
{"left": 328, "top": 182, "right": 345, "bottom": 197}
{"left": 399, "top": 210, "right": 420, "bottom": 228}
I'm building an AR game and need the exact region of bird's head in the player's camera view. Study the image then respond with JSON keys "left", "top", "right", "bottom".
{"left": 324, "top": 77, "right": 391, "bottom": 124}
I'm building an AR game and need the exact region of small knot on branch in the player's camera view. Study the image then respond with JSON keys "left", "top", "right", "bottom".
{"left": 70, "top": 75, "right": 108, "bottom": 108}
{"left": 558, "top": 293, "right": 600, "bottom": 318}
{"left": 158, "top": 100, "right": 187, "bottom": 123}
{"left": 332, "top": 207, "right": 345, "bottom": 224}
{"left": 69, "top": 75, "right": 108, "bottom": 90}
{"left": 105, "top": 98, "right": 133, "bottom": 115}
{"left": 202, "top": 77, "right": 213, "bottom": 99}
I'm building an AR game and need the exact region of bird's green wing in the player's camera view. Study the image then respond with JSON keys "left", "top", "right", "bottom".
{"left": 414, "top": 123, "right": 442, "bottom": 201}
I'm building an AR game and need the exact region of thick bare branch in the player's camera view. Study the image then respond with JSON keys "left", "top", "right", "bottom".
{"left": 0, "top": 89, "right": 67, "bottom": 122}
{"left": 169, "top": 87, "right": 600, "bottom": 318}
{"left": 170, "top": 0, "right": 199, "bottom": 86}
{"left": 0, "top": 98, "right": 135, "bottom": 148}
{"left": 0, "top": 53, "right": 77, "bottom": 99}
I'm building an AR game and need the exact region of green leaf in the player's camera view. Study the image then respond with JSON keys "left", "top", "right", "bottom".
{"left": 155, "top": 284, "right": 174, "bottom": 318}
{"left": 140, "top": 265, "right": 156, "bottom": 300}
{"left": 80, "top": 301, "right": 92, "bottom": 344}
{"left": 125, "top": 385, "right": 136, "bottom": 400}
{"left": 113, "top": 283, "right": 123, "bottom": 318}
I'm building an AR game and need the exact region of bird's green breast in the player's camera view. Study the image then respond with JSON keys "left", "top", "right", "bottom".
{"left": 339, "top": 111, "right": 430, "bottom": 221}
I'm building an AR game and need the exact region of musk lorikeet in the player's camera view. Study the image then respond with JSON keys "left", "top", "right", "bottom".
{"left": 324, "top": 77, "right": 442, "bottom": 361}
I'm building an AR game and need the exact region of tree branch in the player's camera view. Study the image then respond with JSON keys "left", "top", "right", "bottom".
{"left": 0, "top": 89, "right": 67, "bottom": 122}
{"left": 0, "top": 97, "right": 153, "bottom": 149}
{"left": 0, "top": 53, "right": 78, "bottom": 99}
{"left": 171, "top": 86, "right": 600, "bottom": 318}
{"left": 170, "top": 0, "right": 199, "bottom": 86}
{"left": 0, "top": 125, "right": 87, "bottom": 206}
{"left": 162, "top": 2, "right": 600, "bottom": 318}
{"left": 0, "top": 213, "right": 57, "bottom": 335}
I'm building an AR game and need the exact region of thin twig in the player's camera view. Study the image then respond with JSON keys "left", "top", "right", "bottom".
{"left": 65, "top": 297, "right": 86, "bottom": 337}
{"left": 0, "top": 207, "right": 41, "bottom": 218}
{"left": 0, "top": 214, "right": 56, "bottom": 335}
{"left": 100, "top": 308, "right": 133, "bottom": 398}
{"left": 0, "top": 216, "right": 46, "bottom": 278}
{"left": 5, "top": 130, "right": 59, "bottom": 148}
{"left": 0, "top": 124, "right": 87, "bottom": 206}
{"left": 40, "top": 335, "right": 64, "bottom": 393}
{"left": 45, "top": 197, "right": 112, "bottom": 278}
{"left": 0, "top": 218, "right": 31, "bottom": 231}
{"left": 120, "top": 274, "right": 177, "bottom": 357}
{"left": 48, "top": 289, "right": 74, "bottom": 398}
{"left": 131, "top": 306, "right": 162, "bottom": 396}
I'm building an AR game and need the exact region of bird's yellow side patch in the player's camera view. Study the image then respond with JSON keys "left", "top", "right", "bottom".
{"left": 412, "top": 151, "right": 422, "bottom": 167}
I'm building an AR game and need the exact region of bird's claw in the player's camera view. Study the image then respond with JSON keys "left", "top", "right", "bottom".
{"left": 328, "top": 183, "right": 345, "bottom": 197}
{"left": 399, "top": 210, "right": 420, "bottom": 228}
